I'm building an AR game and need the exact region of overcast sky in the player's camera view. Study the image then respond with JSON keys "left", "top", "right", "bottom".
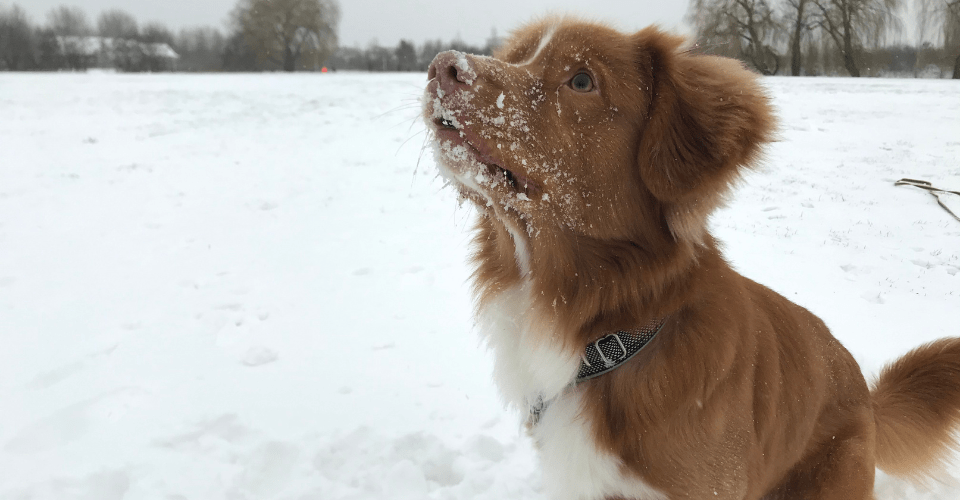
{"left": 17, "top": 0, "right": 691, "bottom": 47}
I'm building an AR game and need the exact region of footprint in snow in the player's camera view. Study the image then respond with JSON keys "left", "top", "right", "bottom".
{"left": 154, "top": 413, "right": 251, "bottom": 450}
{"left": 241, "top": 346, "right": 279, "bottom": 367}
{"left": 26, "top": 361, "right": 85, "bottom": 390}
{"left": 467, "top": 434, "right": 505, "bottom": 462}
{"left": 480, "top": 417, "right": 500, "bottom": 429}
{"left": 9, "top": 470, "right": 130, "bottom": 500}
{"left": 911, "top": 259, "right": 934, "bottom": 269}
{"left": 245, "top": 200, "right": 278, "bottom": 211}
{"left": 230, "top": 441, "right": 300, "bottom": 497}
{"left": 4, "top": 388, "right": 148, "bottom": 454}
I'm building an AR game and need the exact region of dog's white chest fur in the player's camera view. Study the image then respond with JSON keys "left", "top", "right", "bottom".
{"left": 477, "top": 284, "right": 667, "bottom": 500}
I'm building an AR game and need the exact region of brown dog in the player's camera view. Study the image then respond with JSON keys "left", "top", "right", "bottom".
{"left": 422, "top": 16, "right": 960, "bottom": 499}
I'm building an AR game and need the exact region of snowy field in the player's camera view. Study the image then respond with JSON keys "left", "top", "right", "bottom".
{"left": 0, "top": 71, "right": 958, "bottom": 499}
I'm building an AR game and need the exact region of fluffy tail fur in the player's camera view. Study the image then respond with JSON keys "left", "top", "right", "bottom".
{"left": 872, "top": 337, "right": 960, "bottom": 480}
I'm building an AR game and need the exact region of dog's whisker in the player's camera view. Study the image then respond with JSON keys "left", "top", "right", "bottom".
{"left": 375, "top": 104, "right": 420, "bottom": 119}
{"left": 396, "top": 129, "right": 425, "bottom": 155}
{"left": 413, "top": 130, "right": 432, "bottom": 182}
{"left": 404, "top": 115, "right": 424, "bottom": 134}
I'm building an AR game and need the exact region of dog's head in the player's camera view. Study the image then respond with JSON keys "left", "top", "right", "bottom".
{"left": 423, "top": 17, "right": 774, "bottom": 249}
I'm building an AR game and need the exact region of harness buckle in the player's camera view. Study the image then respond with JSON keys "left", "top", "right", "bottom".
{"left": 594, "top": 333, "right": 627, "bottom": 368}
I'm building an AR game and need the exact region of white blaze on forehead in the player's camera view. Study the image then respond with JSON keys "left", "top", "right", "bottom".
{"left": 519, "top": 23, "right": 559, "bottom": 66}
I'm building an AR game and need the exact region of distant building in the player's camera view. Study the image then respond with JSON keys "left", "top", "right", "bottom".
{"left": 56, "top": 36, "right": 180, "bottom": 72}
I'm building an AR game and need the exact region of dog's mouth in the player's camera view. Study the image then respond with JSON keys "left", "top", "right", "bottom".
{"left": 432, "top": 118, "right": 541, "bottom": 198}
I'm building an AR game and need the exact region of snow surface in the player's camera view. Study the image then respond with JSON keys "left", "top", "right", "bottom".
{"left": 0, "top": 72, "right": 958, "bottom": 499}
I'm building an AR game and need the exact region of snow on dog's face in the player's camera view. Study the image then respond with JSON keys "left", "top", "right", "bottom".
{"left": 423, "top": 17, "right": 773, "bottom": 246}
{"left": 423, "top": 20, "right": 650, "bottom": 240}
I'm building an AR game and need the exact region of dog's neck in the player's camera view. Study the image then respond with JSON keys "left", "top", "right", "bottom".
{"left": 472, "top": 213, "right": 704, "bottom": 344}
{"left": 471, "top": 213, "right": 709, "bottom": 412}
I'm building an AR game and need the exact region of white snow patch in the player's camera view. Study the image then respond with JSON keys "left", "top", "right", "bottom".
{"left": 453, "top": 51, "right": 477, "bottom": 85}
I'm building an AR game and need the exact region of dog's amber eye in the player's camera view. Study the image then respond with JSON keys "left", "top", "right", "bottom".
{"left": 570, "top": 73, "right": 594, "bottom": 92}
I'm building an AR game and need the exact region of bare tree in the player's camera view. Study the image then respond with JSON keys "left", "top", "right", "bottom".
{"left": 233, "top": 0, "right": 340, "bottom": 71}
{"left": 222, "top": 30, "right": 258, "bottom": 71}
{"left": 418, "top": 39, "right": 445, "bottom": 71}
{"left": 141, "top": 22, "right": 174, "bottom": 45}
{"left": 689, "top": 0, "right": 784, "bottom": 74}
{"left": 810, "top": 0, "right": 902, "bottom": 76}
{"left": 0, "top": 4, "right": 36, "bottom": 70}
{"left": 364, "top": 40, "right": 394, "bottom": 71}
{"left": 36, "top": 27, "right": 64, "bottom": 70}
{"left": 138, "top": 22, "right": 176, "bottom": 72}
{"left": 395, "top": 39, "right": 417, "bottom": 71}
{"left": 97, "top": 9, "right": 138, "bottom": 39}
{"left": 47, "top": 5, "right": 90, "bottom": 36}
{"left": 918, "top": 0, "right": 960, "bottom": 77}
{"left": 47, "top": 6, "right": 94, "bottom": 70}
{"left": 802, "top": 30, "right": 824, "bottom": 74}
{"left": 177, "top": 27, "right": 226, "bottom": 71}
{"left": 784, "top": 0, "right": 815, "bottom": 74}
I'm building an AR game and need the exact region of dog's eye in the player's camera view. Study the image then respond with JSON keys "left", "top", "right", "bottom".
{"left": 570, "top": 73, "right": 594, "bottom": 92}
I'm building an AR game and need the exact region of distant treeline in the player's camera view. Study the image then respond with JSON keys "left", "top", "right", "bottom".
{"left": 330, "top": 36, "right": 954, "bottom": 78}
{"left": 0, "top": 1, "right": 497, "bottom": 73}
{"left": 0, "top": 2, "right": 489, "bottom": 73}
{"left": 327, "top": 36, "right": 501, "bottom": 72}
{"left": 688, "top": 0, "right": 960, "bottom": 78}
{"left": 0, "top": 1, "right": 338, "bottom": 72}
{"left": 0, "top": 4, "right": 223, "bottom": 71}
{"left": 3, "top": 1, "right": 957, "bottom": 77}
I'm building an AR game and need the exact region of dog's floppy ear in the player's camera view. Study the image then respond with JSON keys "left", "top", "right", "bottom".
{"left": 633, "top": 27, "right": 775, "bottom": 244}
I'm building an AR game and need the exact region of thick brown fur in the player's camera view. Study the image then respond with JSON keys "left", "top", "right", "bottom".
{"left": 423, "top": 16, "right": 960, "bottom": 499}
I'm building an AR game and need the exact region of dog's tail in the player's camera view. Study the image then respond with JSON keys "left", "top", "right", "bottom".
{"left": 871, "top": 337, "right": 960, "bottom": 480}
